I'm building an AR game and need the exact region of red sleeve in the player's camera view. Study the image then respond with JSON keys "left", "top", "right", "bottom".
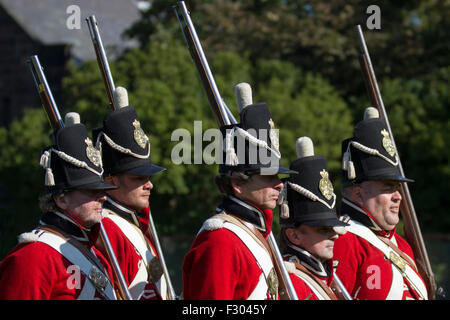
{"left": 333, "top": 232, "right": 362, "bottom": 296}
{"left": 182, "top": 228, "right": 260, "bottom": 300}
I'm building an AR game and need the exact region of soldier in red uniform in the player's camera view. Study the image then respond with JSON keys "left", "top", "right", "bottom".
{"left": 333, "top": 107, "right": 428, "bottom": 300}
{"left": 182, "top": 98, "right": 297, "bottom": 300}
{"left": 278, "top": 137, "right": 349, "bottom": 300}
{"left": 93, "top": 87, "right": 171, "bottom": 300}
{"left": 0, "top": 119, "right": 118, "bottom": 300}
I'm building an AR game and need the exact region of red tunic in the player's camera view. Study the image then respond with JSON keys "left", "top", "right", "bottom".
{"left": 289, "top": 273, "right": 319, "bottom": 300}
{"left": 0, "top": 235, "right": 114, "bottom": 300}
{"left": 182, "top": 203, "right": 275, "bottom": 300}
{"left": 100, "top": 200, "right": 164, "bottom": 300}
{"left": 101, "top": 216, "right": 162, "bottom": 300}
{"left": 284, "top": 253, "right": 336, "bottom": 300}
{"left": 333, "top": 222, "right": 425, "bottom": 300}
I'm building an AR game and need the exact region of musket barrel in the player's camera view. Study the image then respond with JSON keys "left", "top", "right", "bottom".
{"left": 175, "top": 1, "right": 230, "bottom": 126}
{"left": 356, "top": 25, "right": 395, "bottom": 147}
{"left": 147, "top": 209, "right": 177, "bottom": 300}
{"left": 99, "top": 223, "right": 133, "bottom": 300}
{"left": 28, "top": 55, "right": 64, "bottom": 130}
{"left": 333, "top": 272, "right": 353, "bottom": 300}
{"left": 267, "top": 232, "right": 299, "bottom": 300}
{"left": 86, "top": 15, "right": 117, "bottom": 110}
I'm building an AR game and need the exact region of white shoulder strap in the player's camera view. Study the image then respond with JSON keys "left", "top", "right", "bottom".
{"left": 103, "top": 211, "right": 168, "bottom": 300}
{"left": 103, "top": 212, "right": 156, "bottom": 265}
{"left": 223, "top": 221, "right": 274, "bottom": 279}
{"left": 37, "top": 230, "right": 116, "bottom": 300}
{"left": 222, "top": 221, "right": 275, "bottom": 300}
{"left": 284, "top": 261, "right": 331, "bottom": 300}
{"left": 199, "top": 215, "right": 277, "bottom": 300}
{"left": 346, "top": 220, "right": 428, "bottom": 299}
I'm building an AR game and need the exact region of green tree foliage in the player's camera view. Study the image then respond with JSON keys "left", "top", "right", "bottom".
{"left": 127, "top": 0, "right": 449, "bottom": 96}
{"left": 0, "top": 109, "right": 51, "bottom": 255}
{"left": 379, "top": 67, "right": 450, "bottom": 231}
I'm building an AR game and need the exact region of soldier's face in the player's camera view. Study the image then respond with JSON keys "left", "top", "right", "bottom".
{"left": 54, "top": 189, "right": 106, "bottom": 228}
{"left": 357, "top": 180, "right": 402, "bottom": 231}
{"left": 106, "top": 174, "right": 153, "bottom": 212}
{"left": 232, "top": 174, "right": 283, "bottom": 210}
{"left": 287, "top": 225, "right": 338, "bottom": 261}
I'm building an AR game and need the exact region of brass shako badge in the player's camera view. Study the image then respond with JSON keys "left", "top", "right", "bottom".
{"left": 381, "top": 129, "right": 396, "bottom": 157}
{"left": 319, "top": 169, "right": 334, "bottom": 201}
{"left": 133, "top": 119, "right": 148, "bottom": 149}
{"left": 85, "top": 137, "right": 102, "bottom": 167}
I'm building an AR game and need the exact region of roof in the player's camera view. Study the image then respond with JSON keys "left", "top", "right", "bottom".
{"left": 0, "top": 0, "right": 143, "bottom": 61}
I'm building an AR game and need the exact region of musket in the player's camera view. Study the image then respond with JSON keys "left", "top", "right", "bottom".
{"left": 174, "top": 1, "right": 298, "bottom": 300}
{"left": 86, "top": 15, "right": 117, "bottom": 111}
{"left": 86, "top": 16, "right": 177, "bottom": 300}
{"left": 333, "top": 272, "right": 353, "bottom": 300}
{"left": 27, "top": 55, "right": 132, "bottom": 300}
{"left": 355, "top": 25, "right": 436, "bottom": 299}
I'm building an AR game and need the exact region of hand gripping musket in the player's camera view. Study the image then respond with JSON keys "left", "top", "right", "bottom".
{"left": 86, "top": 16, "right": 177, "bottom": 300}
{"left": 174, "top": 1, "right": 298, "bottom": 300}
{"left": 355, "top": 25, "right": 436, "bottom": 299}
{"left": 27, "top": 55, "right": 132, "bottom": 300}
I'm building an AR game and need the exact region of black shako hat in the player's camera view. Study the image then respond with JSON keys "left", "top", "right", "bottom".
{"left": 40, "top": 122, "right": 117, "bottom": 194}
{"left": 218, "top": 102, "right": 296, "bottom": 176}
{"left": 341, "top": 107, "right": 413, "bottom": 185}
{"left": 279, "top": 137, "right": 347, "bottom": 231}
{"left": 95, "top": 105, "right": 165, "bottom": 177}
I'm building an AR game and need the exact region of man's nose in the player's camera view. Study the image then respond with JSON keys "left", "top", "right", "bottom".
{"left": 273, "top": 177, "right": 283, "bottom": 191}
{"left": 144, "top": 178, "right": 153, "bottom": 190}
{"left": 392, "top": 189, "right": 402, "bottom": 202}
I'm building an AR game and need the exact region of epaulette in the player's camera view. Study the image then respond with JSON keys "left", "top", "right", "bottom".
{"left": 283, "top": 260, "right": 296, "bottom": 274}
{"left": 17, "top": 229, "right": 42, "bottom": 244}
{"left": 202, "top": 217, "right": 225, "bottom": 231}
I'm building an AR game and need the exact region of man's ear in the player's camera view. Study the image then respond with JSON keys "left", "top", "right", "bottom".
{"left": 53, "top": 193, "right": 68, "bottom": 211}
{"left": 352, "top": 185, "right": 364, "bottom": 207}
{"left": 229, "top": 178, "right": 244, "bottom": 196}
{"left": 285, "top": 228, "right": 302, "bottom": 246}
{"left": 104, "top": 175, "right": 118, "bottom": 187}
